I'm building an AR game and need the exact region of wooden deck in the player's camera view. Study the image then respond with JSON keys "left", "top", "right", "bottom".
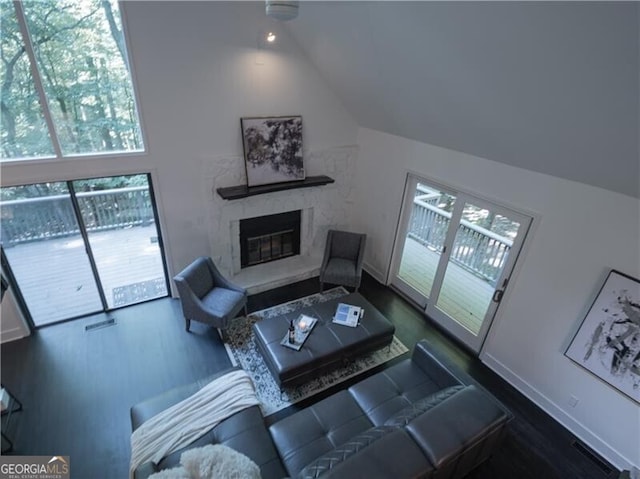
{"left": 397, "top": 237, "right": 495, "bottom": 335}
{"left": 6, "top": 227, "right": 491, "bottom": 332}
{"left": 3, "top": 225, "right": 168, "bottom": 326}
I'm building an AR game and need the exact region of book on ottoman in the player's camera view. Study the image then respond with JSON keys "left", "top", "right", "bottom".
{"left": 332, "top": 303, "right": 363, "bottom": 327}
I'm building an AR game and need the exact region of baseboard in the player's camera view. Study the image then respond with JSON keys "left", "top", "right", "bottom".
{"left": 363, "top": 263, "right": 386, "bottom": 284}
{"left": 1, "top": 326, "right": 29, "bottom": 344}
{"left": 481, "top": 351, "right": 634, "bottom": 471}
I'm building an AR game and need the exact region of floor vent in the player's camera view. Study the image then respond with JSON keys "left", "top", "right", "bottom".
{"left": 85, "top": 318, "right": 116, "bottom": 331}
{"left": 571, "top": 440, "right": 613, "bottom": 475}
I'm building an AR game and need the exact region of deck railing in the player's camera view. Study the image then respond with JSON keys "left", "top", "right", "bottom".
{"left": 407, "top": 199, "right": 513, "bottom": 285}
{"left": 1, "top": 186, "right": 154, "bottom": 246}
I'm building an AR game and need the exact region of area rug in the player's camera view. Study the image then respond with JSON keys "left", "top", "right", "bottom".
{"left": 223, "top": 287, "right": 409, "bottom": 416}
{"left": 112, "top": 277, "right": 167, "bottom": 307}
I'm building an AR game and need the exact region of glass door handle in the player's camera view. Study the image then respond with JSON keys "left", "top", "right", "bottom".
{"left": 492, "top": 289, "right": 504, "bottom": 303}
{"left": 492, "top": 277, "right": 509, "bottom": 302}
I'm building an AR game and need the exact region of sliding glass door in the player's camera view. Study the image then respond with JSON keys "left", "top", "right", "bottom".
{"left": 1, "top": 182, "right": 104, "bottom": 324}
{"left": 391, "top": 175, "right": 532, "bottom": 352}
{"left": 73, "top": 176, "right": 168, "bottom": 309}
{"left": 395, "top": 182, "right": 457, "bottom": 308}
{"left": 1, "top": 174, "right": 169, "bottom": 326}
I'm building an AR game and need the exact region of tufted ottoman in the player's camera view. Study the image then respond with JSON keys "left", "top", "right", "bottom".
{"left": 252, "top": 293, "right": 395, "bottom": 389}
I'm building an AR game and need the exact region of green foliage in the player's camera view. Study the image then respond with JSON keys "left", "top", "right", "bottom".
{"left": 73, "top": 174, "right": 147, "bottom": 192}
{"left": 0, "top": 182, "right": 68, "bottom": 201}
{"left": 1, "top": 174, "right": 147, "bottom": 200}
{"left": 416, "top": 185, "right": 518, "bottom": 239}
{"left": 1, "top": 4, "right": 55, "bottom": 158}
{"left": 1, "top": 0, "right": 143, "bottom": 159}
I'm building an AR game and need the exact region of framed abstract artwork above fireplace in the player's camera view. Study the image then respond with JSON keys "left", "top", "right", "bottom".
{"left": 241, "top": 116, "right": 305, "bottom": 187}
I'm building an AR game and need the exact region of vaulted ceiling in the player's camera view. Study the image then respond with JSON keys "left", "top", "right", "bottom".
{"left": 284, "top": 2, "right": 639, "bottom": 197}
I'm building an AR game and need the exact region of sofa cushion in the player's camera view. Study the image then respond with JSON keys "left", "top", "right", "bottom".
{"left": 322, "top": 258, "right": 357, "bottom": 285}
{"left": 298, "top": 428, "right": 432, "bottom": 479}
{"left": 269, "top": 390, "right": 374, "bottom": 477}
{"left": 384, "top": 385, "right": 465, "bottom": 427}
{"left": 201, "top": 287, "right": 246, "bottom": 319}
{"left": 131, "top": 375, "right": 215, "bottom": 431}
{"left": 130, "top": 370, "right": 285, "bottom": 479}
{"left": 297, "top": 426, "right": 395, "bottom": 478}
{"left": 411, "top": 340, "right": 476, "bottom": 388}
{"left": 405, "top": 385, "right": 510, "bottom": 471}
{"left": 348, "top": 358, "right": 448, "bottom": 426}
{"left": 146, "top": 406, "right": 283, "bottom": 477}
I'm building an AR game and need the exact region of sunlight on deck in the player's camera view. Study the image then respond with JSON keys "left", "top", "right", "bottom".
{"left": 4, "top": 226, "right": 167, "bottom": 326}
{"left": 398, "top": 237, "right": 494, "bottom": 335}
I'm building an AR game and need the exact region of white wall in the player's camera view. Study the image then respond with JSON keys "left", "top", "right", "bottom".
{"left": 0, "top": 286, "right": 29, "bottom": 343}
{"left": 0, "top": 2, "right": 357, "bottom": 294}
{"left": 205, "top": 145, "right": 358, "bottom": 294}
{"left": 1, "top": 1, "right": 636, "bottom": 467}
{"left": 288, "top": 2, "right": 639, "bottom": 198}
{"left": 354, "top": 127, "right": 640, "bottom": 470}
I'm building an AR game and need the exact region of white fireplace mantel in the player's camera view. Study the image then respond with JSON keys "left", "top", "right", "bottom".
{"left": 204, "top": 146, "right": 357, "bottom": 294}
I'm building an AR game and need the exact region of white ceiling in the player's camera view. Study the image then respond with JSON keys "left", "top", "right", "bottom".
{"left": 285, "top": 2, "right": 639, "bottom": 197}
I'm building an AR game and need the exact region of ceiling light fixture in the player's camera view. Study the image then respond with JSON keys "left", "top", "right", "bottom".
{"left": 265, "top": 0, "right": 299, "bottom": 21}
{"left": 266, "top": 32, "right": 276, "bottom": 43}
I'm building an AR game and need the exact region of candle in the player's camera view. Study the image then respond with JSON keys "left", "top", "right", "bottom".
{"left": 299, "top": 318, "right": 307, "bottom": 330}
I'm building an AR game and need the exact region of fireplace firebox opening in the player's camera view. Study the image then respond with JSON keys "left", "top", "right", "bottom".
{"left": 239, "top": 210, "right": 301, "bottom": 268}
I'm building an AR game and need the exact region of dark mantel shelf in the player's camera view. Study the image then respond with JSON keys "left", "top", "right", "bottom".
{"left": 216, "top": 175, "right": 335, "bottom": 200}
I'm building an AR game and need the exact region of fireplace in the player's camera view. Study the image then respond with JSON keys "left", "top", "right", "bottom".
{"left": 239, "top": 210, "right": 301, "bottom": 268}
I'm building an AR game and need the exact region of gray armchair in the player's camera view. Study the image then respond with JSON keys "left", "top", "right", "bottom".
{"left": 173, "top": 257, "right": 247, "bottom": 339}
{"left": 319, "top": 230, "right": 367, "bottom": 292}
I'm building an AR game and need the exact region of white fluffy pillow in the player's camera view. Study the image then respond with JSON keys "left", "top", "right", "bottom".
{"left": 182, "top": 445, "right": 261, "bottom": 479}
{"left": 149, "top": 445, "right": 261, "bottom": 479}
{"left": 148, "top": 467, "right": 190, "bottom": 479}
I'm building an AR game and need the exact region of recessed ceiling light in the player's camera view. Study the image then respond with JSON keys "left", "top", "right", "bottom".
{"left": 266, "top": 32, "right": 276, "bottom": 43}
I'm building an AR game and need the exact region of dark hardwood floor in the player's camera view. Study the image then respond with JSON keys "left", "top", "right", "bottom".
{"left": 0, "top": 273, "right": 618, "bottom": 479}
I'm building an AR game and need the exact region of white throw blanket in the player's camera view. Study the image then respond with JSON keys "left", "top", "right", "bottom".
{"left": 130, "top": 370, "right": 260, "bottom": 478}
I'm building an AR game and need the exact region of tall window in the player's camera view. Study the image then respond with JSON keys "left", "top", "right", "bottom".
{"left": 1, "top": 0, "right": 144, "bottom": 160}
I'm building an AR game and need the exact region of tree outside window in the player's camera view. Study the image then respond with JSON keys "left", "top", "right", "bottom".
{"left": 1, "top": 0, "right": 144, "bottom": 160}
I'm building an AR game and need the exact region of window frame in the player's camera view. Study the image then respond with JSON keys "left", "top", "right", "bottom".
{"left": 2, "top": 0, "right": 147, "bottom": 164}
